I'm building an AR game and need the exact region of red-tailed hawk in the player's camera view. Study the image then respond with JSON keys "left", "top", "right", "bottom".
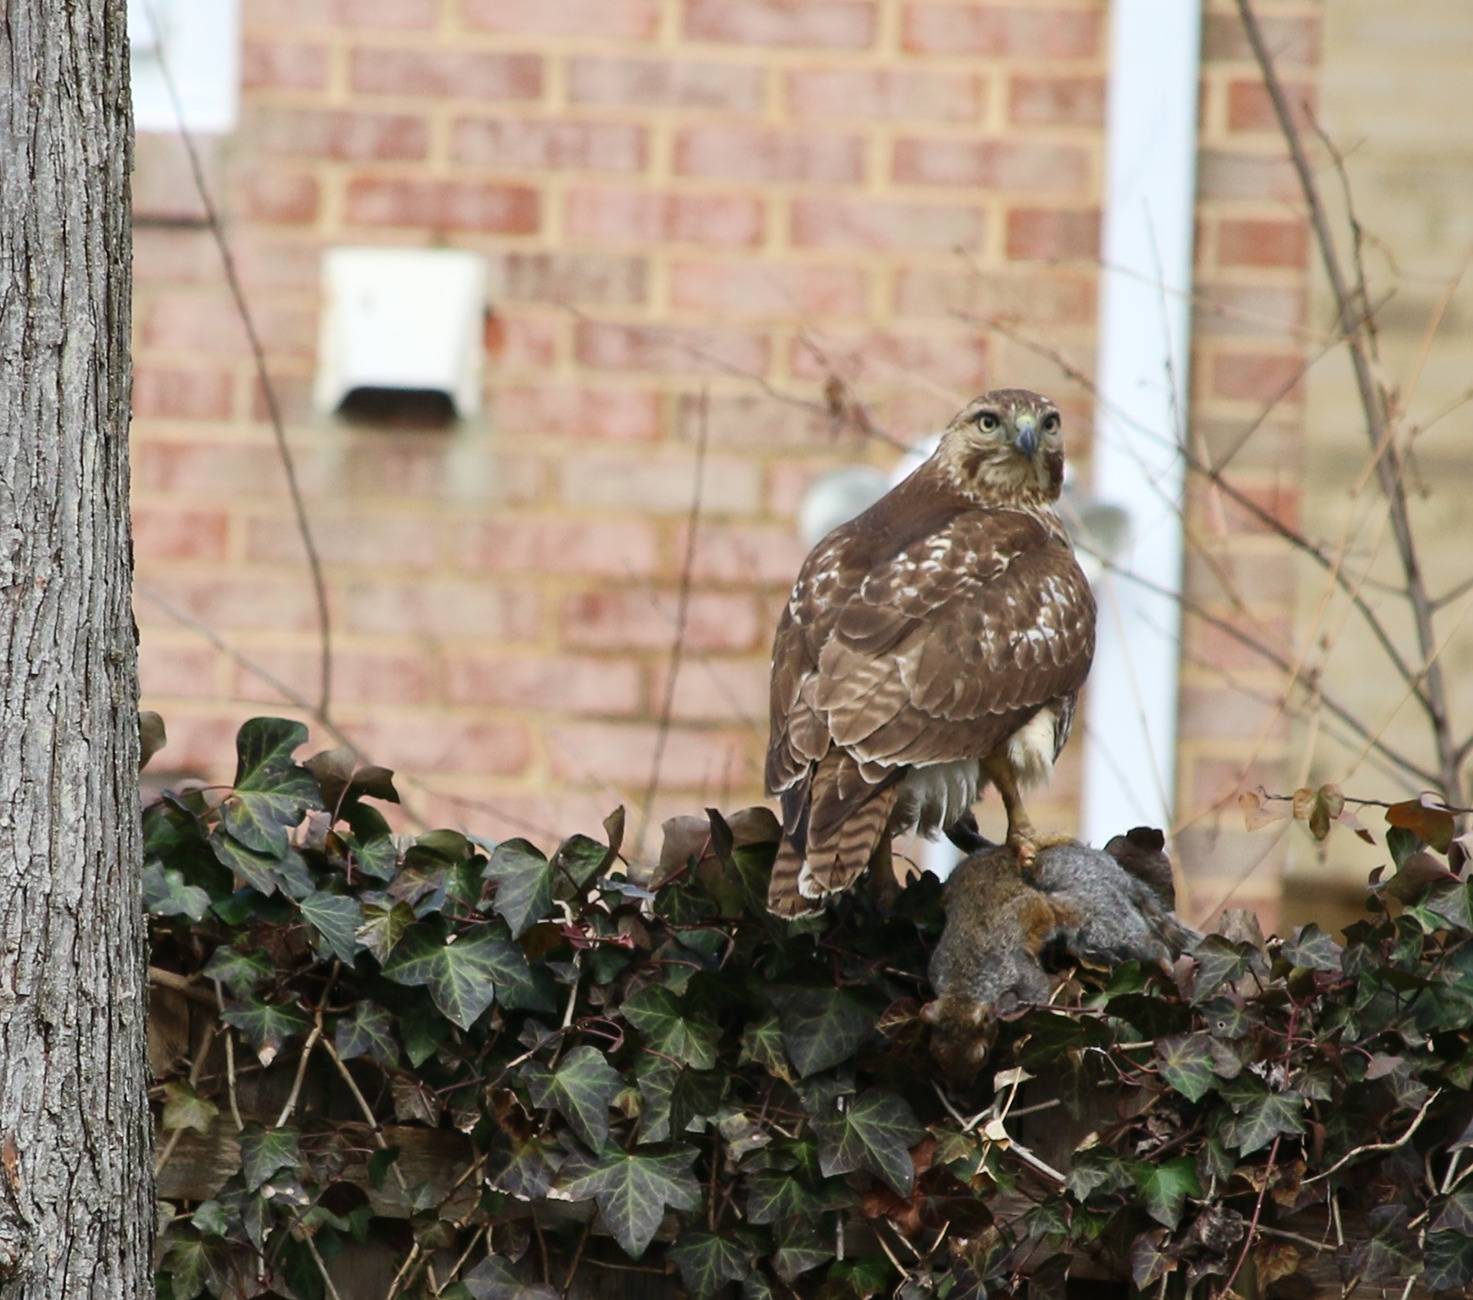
{"left": 765, "top": 388, "right": 1096, "bottom": 917}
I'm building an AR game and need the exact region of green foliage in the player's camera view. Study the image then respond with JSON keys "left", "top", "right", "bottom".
{"left": 149, "top": 719, "right": 1473, "bottom": 1297}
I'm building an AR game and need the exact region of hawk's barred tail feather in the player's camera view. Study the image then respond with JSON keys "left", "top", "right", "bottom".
{"left": 766, "top": 837, "right": 819, "bottom": 918}
{"left": 798, "top": 780, "right": 899, "bottom": 902}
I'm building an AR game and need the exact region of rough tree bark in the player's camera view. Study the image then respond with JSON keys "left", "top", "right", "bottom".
{"left": 0, "top": 3, "right": 153, "bottom": 1297}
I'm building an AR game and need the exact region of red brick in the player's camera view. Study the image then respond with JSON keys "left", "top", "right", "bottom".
{"left": 460, "top": 518, "right": 660, "bottom": 577}
{"left": 685, "top": 0, "right": 876, "bottom": 50}
{"left": 1226, "top": 78, "right": 1315, "bottom": 134}
{"left": 242, "top": 40, "right": 330, "bottom": 90}
{"left": 575, "top": 319, "right": 770, "bottom": 380}
{"left": 1008, "top": 74, "right": 1105, "bottom": 127}
{"left": 1196, "top": 149, "right": 1299, "bottom": 203}
{"left": 561, "top": 450, "right": 762, "bottom": 515}
{"left": 228, "top": 237, "right": 323, "bottom": 293}
{"left": 1005, "top": 207, "right": 1100, "bottom": 261}
{"left": 1201, "top": 13, "right": 1319, "bottom": 66}
{"left": 893, "top": 136, "right": 1090, "bottom": 193}
{"left": 1217, "top": 218, "right": 1308, "bottom": 270}
{"left": 232, "top": 166, "right": 320, "bottom": 224}
{"left": 652, "top": 657, "right": 769, "bottom": 725}
{"left": 673, "top": 392, "right": 832, "bottom": 450}
{"left": 790, "top": 195, "right": 985, "bottom": 253}
{"left": 670, "top": 259, "right": 868, "bottom": 318}
{"left": 902, "top": 5, "right": 1101, "bottom": 58}
{"left": 133, "top": 508, "right": 231, "bottom": 563}
{"left": 569, "top": 57, "right": 764, "bottom": 113}
{"left": 486, "top": 315, "right": 562, "bottom": 370}
{"left": 789, "top": 330, "right": 989, "bottom": 393}
{"left": 245, "top": 514, "right": 440, "bottom": 570}
{"left": 1211, "top": 351, "right": 1305, "bottom": 403}
{"left": 132, "top": 229, "right": 221, "bottom": 285}
{"left": 893, "top": 267, "right": 1095, "bottom": 325}
{"left": 349, "top": 48, "right": 543, "bottom": 100}
{"left": 230, "top": 648, "right": 438, "bottom": 706}
{"left": 140, "top": 293, "right": 315, "bottom": 359}
{"left": 341, "top": 717, "right": 532, "bottom": 777}
{"left": 545, "top": 721, "right": 753, "bottom": 789}
{"left": 562, "top": 590, "right": 761, "bottom": 652}
{"left": 445, "top": 653, "right": 643, "bottom": 716}
{"left": 786, "top": 67, "right": 982, "bottom": 122}
{"left": 1205, "top": 478, "right": 1302, "bottom": 536}
{"left": 674, "top": 125, "right": 863, "bottom": 185}
{"left": 461, "top": 0, "right": 659, "bottom": 38}
{"left": 138, "top": 644, "right": 220, "bottom": 701}
{"left": 132, "top": 368, "right": 235, "bottom": 421}
{"left": 342, "top": 582, "right": 542, "bottom": 640}
{"left": 1193, "top": 282, "right": 1306, "bottom": 338}
{"left": 134, "top": 440, "right": 327, "bottom": 498}
{"left": 452, "top": 118, "right": 647, "bottom": 173}
{"left": 491, "top": 385, "right": 662, "bottom": 442}
{"left": 249, "top": 106, "right": 429, "bottom": 161}
{"left": 345, "top": 178, "right": 539, "bottom": 233}
{"left": 135, "top": 574, "right": 325, "bottom": 634}
{"left": 493, "top": 252, "right": 647, "bottom": 307}
{"left": 564, "top": 187, "right": 764, "bottom": 247}
{"left": 1178, "top": 686, "right": 1290, "bottom": 745}
{"left": 131, "top": 134, "right": 217, "bottom": 224}
{"left": 1184, "top": 612, "right": 1294, "bottom": 675}
{"left": 245, "top": 0, "right": 438, "bottom": 28}
{"left": 683, "top": 521, "right": 808, "bottom": 585}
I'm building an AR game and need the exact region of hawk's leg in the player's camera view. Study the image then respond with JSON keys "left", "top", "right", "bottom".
{"left": 982, "top": 754, "right": 1039, "bottom": 866}
{"left": 944, "top": 811, "right": 994, "bottom": 855}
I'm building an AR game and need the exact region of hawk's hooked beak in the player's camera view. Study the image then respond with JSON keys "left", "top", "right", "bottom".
{"left": 1013, "top": 414, "right": 1039, "bottom": 459}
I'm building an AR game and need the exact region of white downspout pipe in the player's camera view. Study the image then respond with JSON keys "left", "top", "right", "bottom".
{"left": 1080, "top": 1, "right": 1202, "bottom": 844}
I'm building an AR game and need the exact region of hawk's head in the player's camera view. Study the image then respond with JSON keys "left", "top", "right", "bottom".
{"left": 938, "top": 387, "right": 1064, "bottom": 503}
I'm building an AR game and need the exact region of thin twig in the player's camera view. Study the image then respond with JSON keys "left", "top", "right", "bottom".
{"left": 304, "top": 1234, "right": 346, "bottom": 1300}
{"left": 1220, "top": 1135, "right": 1281, "bottom": 1298}
{"left": 148, "top": 966, "right": 218, "bottom": 1007}
{"left": 1304, "top": 1088, "right": 1442, "bottom": 1185}
{"left": 1237, "top": 0, "right": 1459, "bottom": 798}
{"left": 214, "top": 979, "right": 243, "bottom": 1132}
{"left": 141, "top": 1, "right": 333, "bottom": 720}
{"left": 636, "top": 389, "right": 710, "bottom": 857}
{"left": 274, "top": 1025, "right": 322, "bottom": 1128}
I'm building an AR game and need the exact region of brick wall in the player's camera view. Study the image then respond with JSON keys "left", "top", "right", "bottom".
{"left": 131, "top": 0, "right": 1317, "bottom": 903}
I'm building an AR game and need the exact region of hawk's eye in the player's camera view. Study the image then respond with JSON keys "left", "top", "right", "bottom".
{"left": 976, "top": 411, "right": 1000, "bottom": 433}
{"left": 1041, "top": 412, "right": 1060, "bottom": 435}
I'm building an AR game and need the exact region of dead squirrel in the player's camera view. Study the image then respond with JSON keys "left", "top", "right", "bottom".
{"left": 923, "top": 830, "right": 1197, "bottom": 1082}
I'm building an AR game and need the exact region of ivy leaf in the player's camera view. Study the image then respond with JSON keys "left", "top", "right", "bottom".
{"left": 1386, "top": 795, "right": 1457, "bottom": 853}
{"left": 380, "top": 923, "right": 529, "bottom": 1030}
{"left": 1065, "top": 1148, "right": 1130, "bottom": 1201}
{"left": 298, "top": 890, "right": 364, "bottom": 963}
{"left": 240, "top": 1123, "right": 301, "bottom": 1191}
{"left": 221, "top": 997, "right": 309, "bottom": 1066}
{"left": 1423, "top": 1231, "right": 1473, "bottom": 1292}
{"left": 485, "top": 840, "right": 553, "bottom": 938}
{"left": 142, "top": 862, "right": 211, "bottom": 922}
{"left": 771, "top": 987, "right": 871, "bottom": 1077}
{"left": 1280, "top": 924, "right": 1342, "bottom": 973}
{"left": 622, "top": 986, "right": 719, "bottom": 1070}
{"left": 523, "top": 1046, "right": 623, "bottom": 1151}
{"left": 190, "top": 1200, "right": 232, "bottom": 1238}
{"left": 812, "top": 1089, "right": 925, "bottom": 1197}
{"left": 486, "top": 1132, "right": 564, "bottom": 1201}
{"left": 744, "top": 1170, "right": 817, "bottom": 1224}
{"left": 219, "top": 717, "right": 322, "bottom": 857}
{"left": 739, "top": 1015, "right": 794, "bottom": 1082}
{"left": 1132, "top": 1157, "right": 1202, "bottom": 1229}
{"left": 1129, "top": 1228, "right": 1175, "bottom": 1291}
{"left": 356, "top": 899, "right": 416, "bottom": 963}
{"left": 139, "top": 710, "right": 168, "bottom": 770}
{"left": 202, "top": 946, "right": 273, "bottom": 997}
{"left": 1191, "top": 935, "right": 1266, "bottom": 1003}
{"left": 669, "top": 1232, "right": 750, "bottom": 1298}
{"left": 1156, "top": 1032, "right": 1218, "bottom": 1102}
{"left": 554, "top": 1144, "right": 701, "bottom": 1259}
{"left": 209, "top": 828, "right": 313, "bottom": 900}
{"left": 334, "top": 1002, "right": 399, "bottom": 1068}
{"left": 346, "top": 831, "right": 399, "bottom": 883}
{"left": 161, "top": 1233, "right": 229, "bottom": 1300}
{"left": 772, "top": 1218, "right": 833, "bottom": 1284}
{"left": 305, "top": 745, "right": 400, "bottom": 810}
{"left": 162, "top": 1081, "right": 219, "bottom": 1135}
{"left": 460, "top": 1253, "right": 558, "bottom": 1299}
{"left": 1219, "top": 1078, "right": 1305, "bottom": 1155}
{"left": 551, "top": 832, "right": 615, "bottom": 895}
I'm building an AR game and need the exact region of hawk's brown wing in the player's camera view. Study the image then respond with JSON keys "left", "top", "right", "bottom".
{"left": 766, "top": 499, "right": 1094, "bottom": 912}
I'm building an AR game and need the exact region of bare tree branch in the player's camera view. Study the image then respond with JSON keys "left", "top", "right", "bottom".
{"left": 1237, "top": 0, "right": 1461, "bottom": 798}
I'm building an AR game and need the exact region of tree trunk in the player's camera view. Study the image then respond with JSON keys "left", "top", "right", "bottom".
{"left": 0, "top": 3, "right": 152, "bottom": 1297}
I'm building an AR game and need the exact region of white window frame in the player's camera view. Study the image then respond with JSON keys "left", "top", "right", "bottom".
{"left": 129, "top": 0, "right": 240, "bottom": 135}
